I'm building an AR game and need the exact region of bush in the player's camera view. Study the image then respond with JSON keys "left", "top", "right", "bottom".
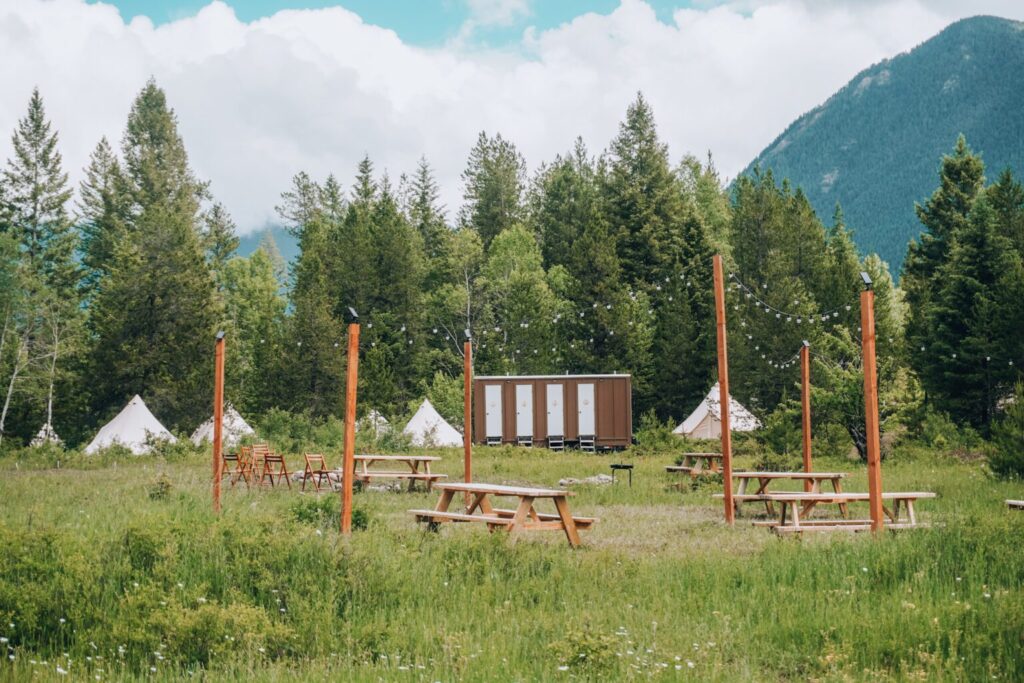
{"left": 146, "top": 434, "right": 201, "bottom": 461}
{"left": 549, "top": 626, "right": 618, "bottom": 672}
{"left": 632, "top": 410, "right": 678, "bottom": 455}
{"left": 425, "top": 371, "right": 464, "bottom": 428}
{"left": 917, "top": 409, "right": 983, "bottom": 458}
{"left": 290, "top": 495, "right": 368, "bottom": 531}
{"left": 989, "top": 382, "right": 1024, "bottom": 479}
{"left": 147, "top": 474, "right": 173, "bottom": 500}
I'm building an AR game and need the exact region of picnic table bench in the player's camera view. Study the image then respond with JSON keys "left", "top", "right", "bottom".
{"left": 729, "top": 471, "right": 849, "bottom": 516}
{"left": 738, "top": 491, "right": 937, "bottom": 533}
{"left": 355, "top": 454, "right": 447, "bottom": 491}
{"left": 665, "top": 453, "right": 723, "bottom": 482}
{"left": 410, "top": 482, "right": 597, "bottom": 547}
{"left": 1007, "top": 499, "right": 1024, "bottom": 510}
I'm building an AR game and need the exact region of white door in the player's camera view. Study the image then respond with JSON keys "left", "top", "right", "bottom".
{"left": 546, "top": 384, "right": 564, "bottom": 436}
{"left": 577, "top": 383, "right": 595, "bottom": 435}
{"left": 485, "top": 385, "right": 503, "bottom": 439}
{"left": 515, "top": 384, "right": 533, "bottom": 437}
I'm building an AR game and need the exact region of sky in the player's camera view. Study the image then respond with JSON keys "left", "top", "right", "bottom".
{"left": 2, "top": 0, "right": 1023, "bottom": 235}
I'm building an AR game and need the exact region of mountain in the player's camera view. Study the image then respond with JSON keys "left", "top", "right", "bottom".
{"left": 741, "top": 15, "right": 1024, "bottom": 272}
{"left": 237, "top": 225, "right": 299, "bottom": 267}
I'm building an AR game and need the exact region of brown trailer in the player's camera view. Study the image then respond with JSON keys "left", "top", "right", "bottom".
{"left": 473, "top": 374, "right": 632, "bottom": 451}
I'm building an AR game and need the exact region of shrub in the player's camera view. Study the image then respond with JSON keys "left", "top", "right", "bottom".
{"left": 146, "top": 434, "right": 200, "bottom": 461}
{"left": 632, "top": 410, "right": 678, "bottom": 455}
{"left": 148, "top": 474, "right": 173, "bottom": 500}
{"left": 989, "top": 382, "right": 1024, "bottom": 479}
{"left": 290, "top": 495, "right": 368, "bottom": 531}
{"left": 425, "top": 371, "right": 464, "bottom": 428}
{"left": 549, "top": 626, "right": 618, "bottom": 672}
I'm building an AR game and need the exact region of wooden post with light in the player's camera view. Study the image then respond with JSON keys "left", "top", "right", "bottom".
{"left": 860, "top": 272, "right": 885, "bottom": 532}
{"left": 341, "top": 308, "right": 360, "bottom": 535}
{"left": 463, "top": 330, "right": 473, "bottom": 508}
{"left": 212, "top": 330, "right": 225, "bottom": 514}
{"left": 800, "top": 340, "right": 813, "bottom": 492}
{"left": 712, "top": 254, "right": 735, "bottom": 525}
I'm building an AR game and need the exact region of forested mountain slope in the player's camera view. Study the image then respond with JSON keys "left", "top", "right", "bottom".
{"left": 742, "top": 15, "right": 1024, "bottom": 271}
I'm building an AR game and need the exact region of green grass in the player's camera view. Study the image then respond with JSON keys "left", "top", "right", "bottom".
{"left": 0, "top": 444, "right": 1022, "bottom": 681}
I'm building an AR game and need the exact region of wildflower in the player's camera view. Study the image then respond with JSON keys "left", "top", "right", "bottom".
{"left": 57, "top": 666, "right": 68, "bottom": 675}
{"left": 59, "top": 618, "right": 66, "bottom": 624}
{"left": 675, "top": 664, "right": 682, "bottom": 670}
{"left": 861, "top": 567, "right": 868, "bottom": 573}
{"left": 687, "top": 660, "right": 695, "bottom": 668}
{"left": 557, "top": 665, "right": 569, "bottom": 671}
{"left": 984, "top": 593, "right": 992, "bottom": 599}
{"left": 0, "top": 637, "right": 6, "bottom": 644}
{"left": 150, "top": 666, "right": 157, "bottom": 672}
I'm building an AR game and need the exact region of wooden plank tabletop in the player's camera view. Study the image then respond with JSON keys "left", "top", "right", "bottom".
{"left": 762, "top": 491, "right": 936, "bottom": 501}
{"left": 734, "top": 471, "right": 848, "bottom": 479}
{"left": 355, "top": 454, "right": 442, "bottom": 461}
{"left": 680, "top": 452, "right": 722, "bottom": 458}
{"left": 434, "top": 481, "right": 571, "bottom": 497}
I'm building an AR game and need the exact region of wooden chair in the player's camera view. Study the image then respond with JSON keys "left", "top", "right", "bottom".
{"left": 259, "top": 449, "right": 291, "bottom": 489}
{"left": 230, "top": 445, "right": 254, "bottom": 487}
{"left": 302, "top": 453, "right": 332, "bottom": 492}
{"left": 251, "top": 444, "right": 269, "bottom": 487}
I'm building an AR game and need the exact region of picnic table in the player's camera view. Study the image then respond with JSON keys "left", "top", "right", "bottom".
{"left": 665, "top": 453, "right": 723, "bottom": 481}
{"left": 730, "top": 471, "right": 849, "bottom": 516}
{"left": 354, "top": 454, "right": 447, "bottom": 491}
{"left": 409, "top": 482, "right": 597, "bottom": 547}
{"left": 750, "top": 491, "right": 937, "bottom": 533}
{"left": 1007, "top": 499, "right": 1024, "bottom": 510}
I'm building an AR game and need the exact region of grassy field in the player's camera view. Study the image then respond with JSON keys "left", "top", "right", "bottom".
{"left": 1, "top": 443, "right": 1022, "bottom": 681}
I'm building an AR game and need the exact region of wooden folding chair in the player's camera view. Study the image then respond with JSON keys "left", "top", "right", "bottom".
{"left": 259, "top": 449, "right": 291, "bottom": 489}
{"left": 228, "top": 445, "right": 253, "bottom": 487}
{"left": 302, "top": 453, "right": 332, "bottom": 492}
{"left": 251, "top": 444, "right": 269, "bottom": 488}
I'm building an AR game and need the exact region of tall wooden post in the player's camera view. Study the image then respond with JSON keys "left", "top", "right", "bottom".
{"left": 800, "top": 341, "right": 812, "bottom": 492}
{"left": 860, "top": 274, "right": 884, "bottom": 533}
{"left": 212, "top": 331, "right": 225, "bottom": 514}
{"left": 341, "top": 320, "right": 360, "bottom": 535}
{"left": 712, "top": 255, "right": 735, "bottom": 524}
{"left": 463, "top": 337, "right": 473, "bottom": 507}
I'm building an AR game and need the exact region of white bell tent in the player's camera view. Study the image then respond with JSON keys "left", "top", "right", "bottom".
{"left": 356, "top": 409, "right": 391, "bottom": 437}
{"left": 30, "top": 422, "right": 63, "bottom": 447}
{"left": 85, "top": 395, "right": 176, "bottom": 455}
{"left": 190, "top": 405, "right": 255, "bottom": 447}
{"left": 673, "top": 382, "right": 761, "bottom": 439}
{"left": 403, "top": 399, "right": 462, "bottom": 447}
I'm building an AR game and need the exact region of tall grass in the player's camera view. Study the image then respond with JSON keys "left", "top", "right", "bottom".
{"left": 0, "top": 443, "right": 1021, "bottom": 681}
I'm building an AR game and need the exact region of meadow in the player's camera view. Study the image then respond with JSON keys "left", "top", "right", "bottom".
{"left": 1, "top": 441, "right": 1022, "bottom": 682}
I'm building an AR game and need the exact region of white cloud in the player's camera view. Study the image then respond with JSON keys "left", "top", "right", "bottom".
{"left": 0, "top": 0, "right": 1020, "bottom": 234}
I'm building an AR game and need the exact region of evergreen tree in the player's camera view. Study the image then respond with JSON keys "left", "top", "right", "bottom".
{"left": 78, "top": 137, "right": 130, "bottom": 296}
{"left": 87, "top": 80, "right": 218, "bottom": 428}
{"left": 903, "top": 136, "right": 985, "bottom": 377}
{"left": 988, "top": 167, "right": 1024, "bottom": 254}
{"left": 1, "top": 88, "right": 76, "bottom": 292}
{"left": 405, "top": 156, "right": 447, "bottom": 264}
{"left": 531, "top": 138, "right": 597, "bottom": 271}
{"left": 201, "top": 202, "right": 239, "bottom": 277}
{"left": 460, "top": 132, "right": 525, "bottom": 248}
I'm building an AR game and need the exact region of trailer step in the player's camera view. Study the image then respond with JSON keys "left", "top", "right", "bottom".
{"left": 579, "top": 435, "right": 596, "bottom": 452}
{"left": 516, "top": 436, "right": 533, "bottom": 447}
{"left": 548, "top": 435, "right": 564, "bottom": 451}
{"left": 485, "top": 436, "right": 502, "bottom": 446}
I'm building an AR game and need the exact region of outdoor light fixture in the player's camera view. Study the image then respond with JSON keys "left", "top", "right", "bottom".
{"left": 860, "top": 271, "right": 873, "bottom": 290}
{"left": 346, "top": 307, "right": 359, "bottom": 323}
{"left": 215, "top": 330, "right": 225, "bottom": 340}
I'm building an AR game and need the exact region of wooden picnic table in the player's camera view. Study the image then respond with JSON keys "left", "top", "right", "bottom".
{"left": 409, "top": 481, "right": 597, "bottom": 547}
{"left": 354, "top": 454, "right": 447, "bottom": 491}
{"left": 665, "top": 453, "right": 723, "bottom": 480}
{"left": 756, "top": 491, "right": 936, "bottom": 533}
{"left": 730, "top": 471, "right": 850, "bottom": 516}
{"left": 1007, "top": 499, "right": 1024, "bottom": 510}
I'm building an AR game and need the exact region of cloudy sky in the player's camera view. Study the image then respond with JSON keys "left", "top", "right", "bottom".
{"left": 1, "top": 0, "right": 1022, "bottom": 234}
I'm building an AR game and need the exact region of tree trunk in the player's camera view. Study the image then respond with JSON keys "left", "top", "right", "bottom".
{"left": 0, "top": 336, "right": 27, "bottom": 447}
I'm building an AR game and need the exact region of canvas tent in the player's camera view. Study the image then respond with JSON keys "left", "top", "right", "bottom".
{"left": 30, "top": 422, "right": 63, "bottom": 447}
{"left": 190, "top": 405, "right": 255, "bottom": 447}
{"left": 356, "top": 409, "right": 390, "bottom": 437}
{"left": 85, "top": 395, "right": 176, "bottom": 455}
{"left": 673, "top": 383, "right": 761, "bottom": 439}
{"left": 403, "top": 399, "right": 462, "bottom": 447}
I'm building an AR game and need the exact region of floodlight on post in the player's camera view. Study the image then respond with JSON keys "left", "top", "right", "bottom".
{"left": 800, "top": 340, "right": 812, "bottom": 491}
{"left": 859, "top": 275, "right": 885, "bottom": 532}
{"left": 341, "top": 310, "right": 360, "bottom": 535}
{"left": 213, "top": 331, "right": 225, "bottom": 514}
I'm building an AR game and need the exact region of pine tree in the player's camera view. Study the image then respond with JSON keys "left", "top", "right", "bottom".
{"left": 988, "top": 167, "right": 1024, "bottom": 254}
{"left": 201, "top": 202, "right": 239, "bottom": 281}
{"left": 78, "top": 136, "right": 130, "bottom": 296}
{"left": 532, "top": 138, "right": 598, "bottom": 271}
{"left": 460, "top": 132, "right": 525, "bottom": 249}
{"left": 276, "top": 171, "right": 322, "bottom": 238}
{"left": 2, "top": 88, "right": 76, "bottom": 292}
{"left": 87, "top": 80, "right": 218, "bottom": 428}
{"left": 903, "top": 136, "right": 985, "bottom": 379}
{"left": 405, "top": 156, "right": 447, "bottom": 263}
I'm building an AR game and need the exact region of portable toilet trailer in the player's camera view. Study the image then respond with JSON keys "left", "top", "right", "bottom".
{"left": 473, "top": 374, "right": 632, "bottom": 451}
